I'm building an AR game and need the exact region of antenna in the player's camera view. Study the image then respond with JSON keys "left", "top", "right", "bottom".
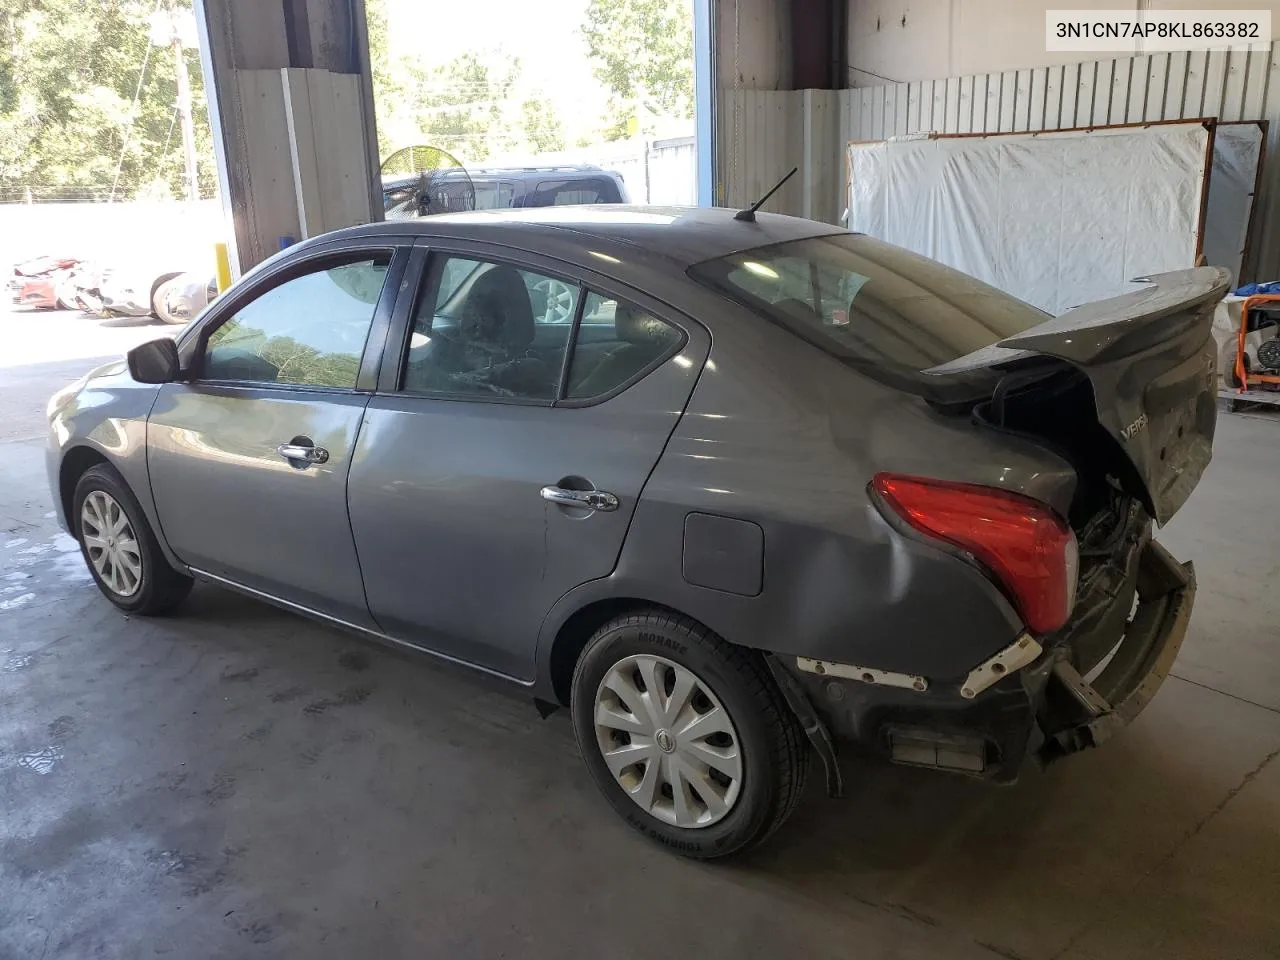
{"left": 734, "top": 167, "right": 799, "bottom": 222}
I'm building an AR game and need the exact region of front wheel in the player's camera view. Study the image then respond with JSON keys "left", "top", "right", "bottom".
{"left": 571, "top": 611, "right": 808, "bottom": 858}
{"left": 73, "top": 463, "right": 192, "bottom": 615}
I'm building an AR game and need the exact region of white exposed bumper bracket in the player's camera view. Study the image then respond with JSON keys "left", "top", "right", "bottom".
{"left": 796, "top": 657, "right": 929, "bottom": 692}
{"left": 960, "top": 634, "right": 1043, "bottom": 699}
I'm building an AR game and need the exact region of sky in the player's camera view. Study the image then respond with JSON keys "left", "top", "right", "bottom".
{"left": 382, "top": 0, "right": 612, "bottom": 145}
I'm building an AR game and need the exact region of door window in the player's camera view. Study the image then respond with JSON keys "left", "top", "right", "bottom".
{"left": 382, "top": 182, "right": 418, "bottom": 219}
{"left": 525, "top": 178, "right": 620, "bottom": 206}
{"left": 403, "top": 256, "right": 579, "bottom": 401}
{"left": 564, "top": 291, "right": 684, "bottom": 399}
{"left": 473, "top": 181, "right": 516, "bottom": 209}
{"left": 203, "top": 257, "right": 390, "bottom": 388}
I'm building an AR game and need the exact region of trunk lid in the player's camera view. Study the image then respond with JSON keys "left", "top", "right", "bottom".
{"left": 927, "top": 267, "right": 1230, "bottom": 524}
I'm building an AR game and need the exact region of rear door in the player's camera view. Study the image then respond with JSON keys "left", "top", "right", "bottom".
{"left": 148, "top": 243, "right": 406, "bottom": 625}
{"left": 346, "top": 243, "right": 709, "bottom": 679}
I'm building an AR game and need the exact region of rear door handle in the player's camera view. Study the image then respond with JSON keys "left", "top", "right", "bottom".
{"left": 277, "top": 442, "right": 329, "bottom": 465}
{"left": 540, "top": 485, "right": 619, "bottom": 512}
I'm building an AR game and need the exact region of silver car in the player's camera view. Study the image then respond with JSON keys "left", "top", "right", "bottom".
{"left": 46, "top": 207, "right": 1224, "bottom": 858}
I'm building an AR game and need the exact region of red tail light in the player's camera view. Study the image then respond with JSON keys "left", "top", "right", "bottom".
{"left": 872, "top": 473, "right": 1078, "bottom": 635}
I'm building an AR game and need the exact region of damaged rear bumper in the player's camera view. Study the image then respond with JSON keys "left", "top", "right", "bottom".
{"left": 775, "top": 538, "right": 1194, "bottom": 789}
{"left": 1038, "top": 540, "right": 1194, "bottom": 761}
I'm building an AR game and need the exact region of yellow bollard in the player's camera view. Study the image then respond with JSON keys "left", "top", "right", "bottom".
{"left": 213, "top": 242, "right": 233, "bottom": 294}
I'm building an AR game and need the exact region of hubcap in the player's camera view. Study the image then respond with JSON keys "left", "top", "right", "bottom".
{"left": 535, "top": 279, "right": 575, "bottom": 323}
{"left": 80, "top": 490, "right": 143, "bottom": 597}
{"left": 593, "top": 654, "right": 742, "bottom": 829}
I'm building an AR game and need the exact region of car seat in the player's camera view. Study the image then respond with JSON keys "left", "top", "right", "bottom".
{"left": 569, "top": 304, "right": 675, "bottom": 397}
{"left": 454, "top": 266, "right": 555, "bottom": 397}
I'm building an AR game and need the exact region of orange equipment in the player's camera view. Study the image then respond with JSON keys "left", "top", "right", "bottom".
{"left": 1232, "top": 294, "right": 1280, "bottom": 396}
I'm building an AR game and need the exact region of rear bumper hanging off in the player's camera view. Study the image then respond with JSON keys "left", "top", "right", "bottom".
{"left": 773, "top": 538, "right": 1194, "bottom": 789}
{"left": 1037, "top": 540, "right": 1195, "bottom": 761}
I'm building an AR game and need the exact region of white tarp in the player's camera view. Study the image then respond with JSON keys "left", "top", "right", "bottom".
{"left": 847, "top": 123, "right": 1211, "bottom": 314}
{"left": 1203, "top": 122, "right": 1264, "bottom": 286}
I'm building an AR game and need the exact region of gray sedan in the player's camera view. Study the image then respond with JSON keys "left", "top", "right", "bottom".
{"left": 46, "top": 207, "right": 1225, "bottom": 858}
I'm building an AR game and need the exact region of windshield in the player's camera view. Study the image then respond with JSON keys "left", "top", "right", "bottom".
{"left": 689, "top": 234, "right": 1050, "bottom": 400}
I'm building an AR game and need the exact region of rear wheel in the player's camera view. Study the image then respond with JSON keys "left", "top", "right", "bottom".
{"left": 570, "top": 610, "right": 808, "bottom": 858}
{"left": 73, "top": 463, "right": 192, "bottom": 614}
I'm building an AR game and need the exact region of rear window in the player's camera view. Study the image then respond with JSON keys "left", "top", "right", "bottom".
{"left": 688, "top": 234, "right": 1049, "bottom": 399}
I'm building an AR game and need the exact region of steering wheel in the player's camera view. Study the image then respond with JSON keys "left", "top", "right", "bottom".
{"left": 531, "top": 278, "right": 575, "bottom": 324}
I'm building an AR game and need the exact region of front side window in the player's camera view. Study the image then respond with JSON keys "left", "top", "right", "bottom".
{"left": 383, "top": 182, "right": 418, "bottom": 219}
{"left": 203, "top": 257, "right": 389, "bottom": 388}
{"left": 565, "top": 291, "right": 683, "bottom": 399}
{"left": 689, "top": 235, "right": 1049, "bottom": 400}
{"left": 402, "top": 256, "right": 578, "bottom": 401}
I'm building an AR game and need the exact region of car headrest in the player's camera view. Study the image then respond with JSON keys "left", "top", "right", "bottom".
{"left": 463, "top": 266, "right": 536, "bottom": 354}
{"left": 615, "top": 304, "right": 670, "bottom": 346}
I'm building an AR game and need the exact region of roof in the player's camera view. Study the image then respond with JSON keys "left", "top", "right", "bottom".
{"left": 347, "top": 205, "right": 847, "bottom": 267}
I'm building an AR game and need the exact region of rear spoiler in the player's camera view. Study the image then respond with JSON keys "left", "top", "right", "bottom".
{"left": 926, "top": 267, "right": 1231, "bottom": 376}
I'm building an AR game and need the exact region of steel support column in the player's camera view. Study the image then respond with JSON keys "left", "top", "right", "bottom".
{"left": 694, "top": 0, "right": 717, "bottom": 207}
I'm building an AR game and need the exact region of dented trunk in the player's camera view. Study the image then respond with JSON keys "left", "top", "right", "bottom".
{"left": 928, "top": 267, "right": 1231, "bottom": 524}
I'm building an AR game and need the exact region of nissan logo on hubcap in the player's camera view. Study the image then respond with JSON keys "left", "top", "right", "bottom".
{"left": 655, "top": 729, "right": 675, "bottom": 753}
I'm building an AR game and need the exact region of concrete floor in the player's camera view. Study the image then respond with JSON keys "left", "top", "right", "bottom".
{"left": 2, "top": 304, "right": 1279, "bottom": 960}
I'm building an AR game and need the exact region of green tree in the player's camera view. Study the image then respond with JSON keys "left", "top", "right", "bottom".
{"left": 363, "top": 0, "right": 398, "bottom": 157}
{"left": 373, "top": 48, "right": 526, "bottom": 164}
{"left": 581, "top": 0, "right": 693, "bottom": 140}
{"left": 366, "top": 0, "right": 565, "bottom": 163}
{"left": 406, "top": 52, "right": 520, "bottom": 162}
{"left": 0, "top": 0, "right": 216, "bottom": 200}
{"left": 520, "top": 97, "right": 564, "bottom": 154}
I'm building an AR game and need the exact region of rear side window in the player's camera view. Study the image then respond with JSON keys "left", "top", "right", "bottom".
{"left": 203, "top": 257, "right": 389, "bottom": 388}
{"left": 565, "top": 291, "right": 683, "bottom": 399}
{"left": 525, "top": 177, "right": 621, "bottom": 207}
{"left": 473, "top": 181, "right": 516, "bottom": 209}
{"left": 688, "top": 234, "right": 1048, "bottom": 400}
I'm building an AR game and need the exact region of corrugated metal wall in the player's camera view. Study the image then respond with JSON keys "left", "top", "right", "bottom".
{"left": 714, "top": 89, "right": 844, "bottom": 223}
{"left": 717, "top": 90, "right": 807, "bottom": 215}
{"left": 718, "top": 44, "right": 1280, "bottom": 279}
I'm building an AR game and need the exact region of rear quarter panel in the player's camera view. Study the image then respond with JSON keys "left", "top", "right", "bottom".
{"left": 538, "top": 293, "right": 1080, "bottom": 686}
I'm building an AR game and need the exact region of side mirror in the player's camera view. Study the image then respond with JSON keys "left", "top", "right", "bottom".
{"left": 127, "top": 338, "right": 181, "bottom": 384}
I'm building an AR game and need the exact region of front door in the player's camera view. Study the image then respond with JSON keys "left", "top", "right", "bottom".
{"left": 148, "top": 250, "right": 400, "bottom": 626}
{"left": 346, "top": 249, "right": 708, "bottom": 679}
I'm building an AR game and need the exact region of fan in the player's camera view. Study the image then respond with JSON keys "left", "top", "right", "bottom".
{"left": 379, "top": 145, "right": 475, "bottom": 219}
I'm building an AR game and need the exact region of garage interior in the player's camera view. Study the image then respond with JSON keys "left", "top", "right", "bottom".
{"left": 4, "top": 1, "right": 1280, "bottom": 958}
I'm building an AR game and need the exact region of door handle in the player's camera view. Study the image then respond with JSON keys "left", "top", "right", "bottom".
{"left": 540, "top": 485, "right": 619, "bottom": 512}
{"left": 277, "top": 442, "right": 329, "bottom": 465}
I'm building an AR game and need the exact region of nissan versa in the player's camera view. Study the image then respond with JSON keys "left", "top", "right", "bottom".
{"left": 46, "top": 207, "right": 1223, "bottom": 858}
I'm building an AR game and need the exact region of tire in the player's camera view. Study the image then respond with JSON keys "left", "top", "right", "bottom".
{"left": 571, "top": 611, "right": 808, "bottom": 859}
{"left": 149, "top": 272, "right": 182, "bottom": 319}
{"left": 72, "top": 463, "right": 192, "bottom": 615}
